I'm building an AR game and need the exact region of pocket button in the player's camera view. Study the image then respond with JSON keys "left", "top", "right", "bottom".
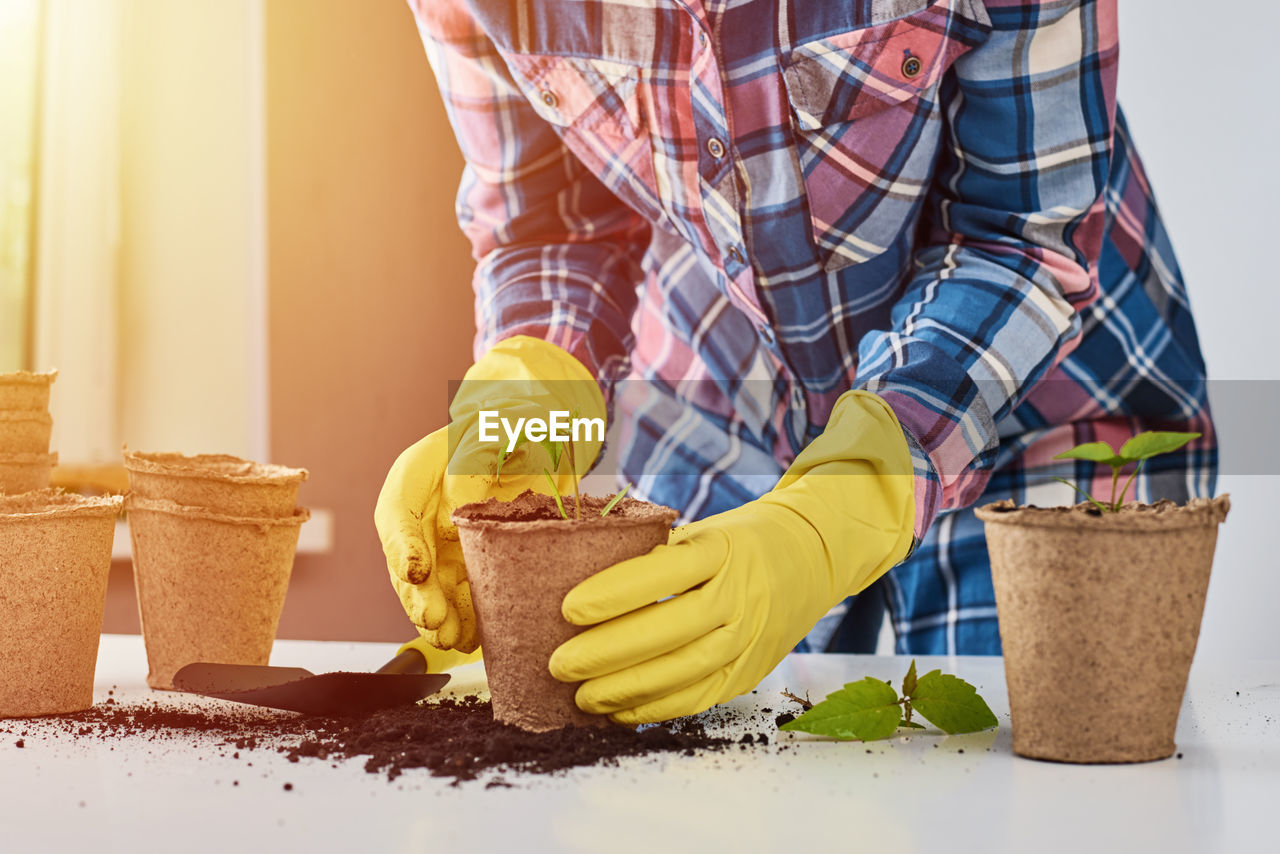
{"left": 707, "top": 137, "right": 726, "bottom": 159}
{"left": 541, "top": 90, "right": 558, "bottom": 108}
{"left": 901, "top": 55, "right": 923, "bottom": 79}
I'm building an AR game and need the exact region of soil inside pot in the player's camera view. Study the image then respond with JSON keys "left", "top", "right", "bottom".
{"left": 451, "top": 489, "right": 666, "bottom": 524}
{"left": 978, "top": 496, "right": 1230, "bottom": 526}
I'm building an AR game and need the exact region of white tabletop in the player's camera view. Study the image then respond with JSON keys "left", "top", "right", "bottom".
{"left": 0, "top": 635, "right": 1275, "bottom": 853}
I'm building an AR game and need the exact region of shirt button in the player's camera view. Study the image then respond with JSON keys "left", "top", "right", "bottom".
{"left": 791, "top": 387, "right": 807, "bottom": 409}
{"left": 758, "top": 324, "right": 775, "bottom": 345}
{"left": 541, "top": 90, "right": 558, "bottom": 108}
{"left": 707, "top": 137, "right": 726, "bottom": 159}
{"left": 901, "top": 55, "right": 922, "bottom": 79}
{"left": 727, "top": 245, "right": 744, "bottom": 265}
{"left": 699, "top": 31, "right": 707, "bottom": 47}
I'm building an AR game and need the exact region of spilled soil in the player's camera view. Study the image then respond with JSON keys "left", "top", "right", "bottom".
{"left": 2, "top": 692, "right": 758, "bottom": 786}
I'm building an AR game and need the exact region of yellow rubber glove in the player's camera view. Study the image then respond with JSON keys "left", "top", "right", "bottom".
{"left": 548, "top": 390, "right": 915, "bottom": 724}
{"left": 397, "top": 635, "right": 483, "bottom": 672}
{"left": 375, "top": 335, "right": 605, "bottom": 653}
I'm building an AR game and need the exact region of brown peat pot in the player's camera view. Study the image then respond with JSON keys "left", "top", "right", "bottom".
{"left": 976, "top": 496, "right": 1230, "bottom": 763}
{"left": 126, "top": 495, "right": 309, "bottom": 689}
{"left": 0, "top": 490, "right": 122, "bottom": 717}
{"left": 123, "top": 451, "right": 308, "bottom": 519}
{"left": 453, "top": 490, "right": 678, "bottom": 732}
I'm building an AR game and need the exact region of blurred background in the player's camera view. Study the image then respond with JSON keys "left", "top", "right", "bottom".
{"left": 1, "top": 0, "right": 1276, "bottom": 656}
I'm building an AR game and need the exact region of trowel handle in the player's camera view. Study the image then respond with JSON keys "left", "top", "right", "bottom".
{"left": 376, "top": 646, "right": 429, "bottom": 675}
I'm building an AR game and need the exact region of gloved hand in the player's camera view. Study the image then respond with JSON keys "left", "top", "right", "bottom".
{"left": 548, "top": 390, "right": 916, "bottom": 724}
{"left": 375, "top": 335, "right": 605, "bottom": 652}
{"left": 397, "top": 634, "right": 484, "bottom": 672}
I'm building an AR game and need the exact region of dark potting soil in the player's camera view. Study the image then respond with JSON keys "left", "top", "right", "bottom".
{"left": 452, "top": 489, "right": 677, "bottom": 526}
{"left": 1, "top": 694, "right": 745, "bottom": 786}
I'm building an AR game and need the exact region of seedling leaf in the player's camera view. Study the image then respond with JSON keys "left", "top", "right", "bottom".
{"left": 542, "top": 439, "right": 564, "bottom": 472}
{"left": 1053, "top": 441, "right": 1122, "bottom": 467}
{"left": 902, "top": 658, "right": 918, "bottom": 697}
{"left": 779, "top": 677, "right": 902, "bottom": 741}
{"left": 909, "top": 670, "right": 998, "bottom": 735}
{"left": 899, "top": 721, "right": 925, "bottom": 730}
{"left": 542, "top": 471, "right": 568, "bottom": 520}
{"left": 1118, "top": 431, "right": 1200, "bottom": 463}
{"left": 494, "top": 435, "right": 528, "bottom": 483}
{"left": 600, "top": 483, "right": 632, "bottom": 517}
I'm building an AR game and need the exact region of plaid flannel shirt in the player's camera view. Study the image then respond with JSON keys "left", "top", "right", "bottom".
{"left": 411, "top": 0, "right": 1214, "bottom": 549}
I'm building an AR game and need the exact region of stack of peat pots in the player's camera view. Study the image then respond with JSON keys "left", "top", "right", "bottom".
{"left": 0, "top": 370, "right": 122, "bottom": 717}
{"left": 123, "top": 451, "right": 309, "bottom": 689}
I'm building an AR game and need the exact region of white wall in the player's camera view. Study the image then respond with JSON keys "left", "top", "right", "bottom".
{"left": 1117, "top": 2, "right": 1280, "bottom": 659}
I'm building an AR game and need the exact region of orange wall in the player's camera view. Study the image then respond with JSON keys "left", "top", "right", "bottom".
{"left": 264, "top": 0, "right": 475, "bottom": 640}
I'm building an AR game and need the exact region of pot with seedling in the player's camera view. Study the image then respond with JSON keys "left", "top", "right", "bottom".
{"left": 453, "top": 431, "right": 676, "bottom": 732}
{"left": 975, "top": 431, "right": 1229, "bottom": 763}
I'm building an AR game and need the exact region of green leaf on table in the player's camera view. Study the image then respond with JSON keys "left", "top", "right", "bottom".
{"left": 899, "top": 720, "right": 925, "bottom": 730}
{"left": 902, "top": 658, "right": 918, "bottom": 697}
{"left": 779, "top": 677, "right": 902, "bottom": 741}
{"left": 909, "top": 670, "right": 998, "bottom": 735}
{"left": 1117, "top": 431, "right": 1200, "bottom": 463}
{"left": 1052, "top": 441, "right": 1122, "bottom": 467}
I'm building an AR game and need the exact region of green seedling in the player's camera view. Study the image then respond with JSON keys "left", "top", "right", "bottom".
{"left": 1052, "top": 430, "right": 1200, "bottom": 512}
{"left": 599, "top": 483, "right": 630, "bottom": 516}
{"left": 494, "top": 435, "right": 528, "bottom": 485}
{"left": 511, "top": 411, "right": 628, "bottom": 521}
{"left": 780, "top": 660, "right": 997, "bottom": 741}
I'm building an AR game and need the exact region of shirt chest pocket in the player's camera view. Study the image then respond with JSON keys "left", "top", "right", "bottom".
{"left": 781, "top": 1, "right": 989, "bottom": 272}
{"left": 503, "top": 54, "right": 669, "bottom": 230}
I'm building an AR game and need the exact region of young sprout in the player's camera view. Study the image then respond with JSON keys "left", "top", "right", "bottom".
{"left": 600, "top": 483, "right": 631, "bottom": 516}
{"left": 1053, "top": 430, "right": 1200, "bottom": 512}
{"left": 497, "top": 414, "right": 628, "bottom": 520}
{"left": 494, "top": 435, "right": 528, "bottom": 486}
{"left": 542, "top": 471, "right": 569, "bottom": 520}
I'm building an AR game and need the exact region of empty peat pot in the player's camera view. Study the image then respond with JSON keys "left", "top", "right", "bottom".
{"left": 123, "top": 451, "right": 308, "bottom": 518}
{"left": 976, "top": 496, "right": 1230, "bottom": 763}
{"left": 453, "top": 490, "right": 678, "bottom": 732}
{"left": 0, "top": 490, "right": 122, "bottom": 717}
{"left": 126, "top": 495, "right": 309, "bottom": 689}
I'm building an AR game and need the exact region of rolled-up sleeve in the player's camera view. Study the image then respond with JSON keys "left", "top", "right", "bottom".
{"left": 411, "top": 0, "right": 649, "bottom": 384}
{"left": 855, "top": 0, "right": 1118, "bottom": 538}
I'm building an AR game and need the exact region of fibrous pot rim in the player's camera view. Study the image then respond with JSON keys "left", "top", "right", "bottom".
{"left": 975, "top": 495, "right": 1230, "bottom": 532}
{"left": 452, "top": 490, "right": 678, "bottom": 533}
{"left": 123, "top": 450, "right": 308, "bottom": 485}
{"left": 0, "top": 369, "right": 57, "bottom": 386}
{"left": 0, "top": 488, "right": 122, "bottom": 522}
{"left": 125, "top": 494, "right": 311, "bottom": 527}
